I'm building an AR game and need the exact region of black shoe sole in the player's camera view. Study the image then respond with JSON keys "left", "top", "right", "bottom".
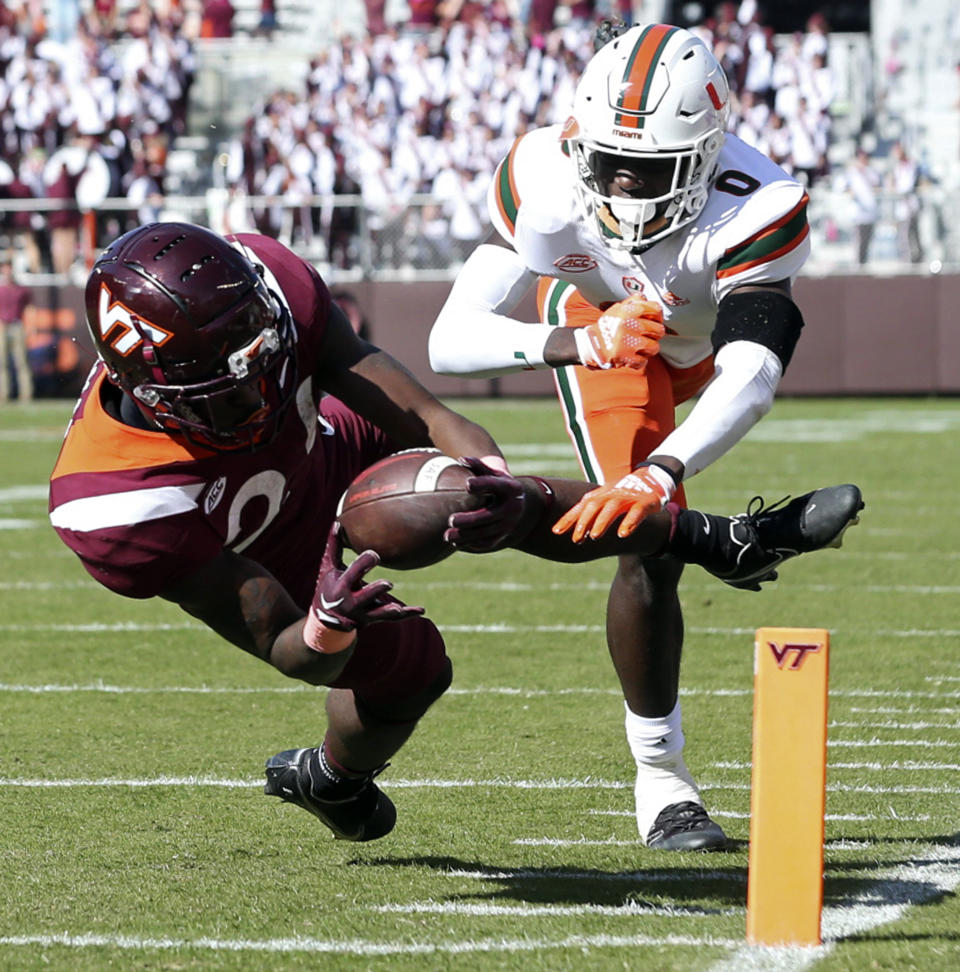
{"left": 647, "top": 824, "right": 728, "bottom": 851}
{"left": 646, "top": 801, "right": 729, "bottom": 851}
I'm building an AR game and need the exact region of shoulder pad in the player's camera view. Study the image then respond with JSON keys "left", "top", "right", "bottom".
{"left": 487, "top": 127, "right": 574, "bottom": 242}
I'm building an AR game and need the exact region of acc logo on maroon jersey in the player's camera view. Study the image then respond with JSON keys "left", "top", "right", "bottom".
{"left": 554, "top": 254, "right": 598, "bottom": 273}
{"left": 204, "top": 476, "right": 227, "bottom": 515}
{"left": 622, "top": 276, "right": 646, "bottom": 296}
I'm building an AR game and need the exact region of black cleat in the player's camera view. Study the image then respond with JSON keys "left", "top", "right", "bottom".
{"left": 264, "top": 748, "right": 396, "bottom": 842}
{"left": 706, "top": 484, "right": 864, "bottom": 592}
{"left": 646, "top": 801, "right": 728, "bottom": 851}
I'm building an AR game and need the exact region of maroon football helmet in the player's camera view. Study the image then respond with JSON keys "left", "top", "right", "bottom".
{"left": 85, "top": 222, "right": 297, "bottom": 450}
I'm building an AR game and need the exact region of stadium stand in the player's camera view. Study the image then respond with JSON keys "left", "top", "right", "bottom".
{"left": 1, "top": 0, "right": 955, "bottom": 282}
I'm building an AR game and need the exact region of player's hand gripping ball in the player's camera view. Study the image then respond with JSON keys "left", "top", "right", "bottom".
{"left": 337, "top": 449, "right": 480, "bottom": 569}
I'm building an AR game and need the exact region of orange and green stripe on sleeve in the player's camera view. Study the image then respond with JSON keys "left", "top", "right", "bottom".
{"left": 717, "top": 193, "right": 810, "bottom": 279}
{"left": 493, "top": 136, "right": 524, "bottom": 237}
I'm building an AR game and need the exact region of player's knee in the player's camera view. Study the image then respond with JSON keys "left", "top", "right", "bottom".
{"left": 356, "top": 655, "right": 453, "bottom": 724}
{"left": 339, "top": 616, "right": 452, "bottom": 722}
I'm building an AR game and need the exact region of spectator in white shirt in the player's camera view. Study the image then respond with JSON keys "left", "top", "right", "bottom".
{"left": 839, "top": 147, "right": 881, "bottom": 264}
{"left": 889, "top": 141, "right": 922, "bottom": 263}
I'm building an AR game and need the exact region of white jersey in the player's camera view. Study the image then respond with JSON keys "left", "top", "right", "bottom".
{"left": 487, "top": 126, "right": 809, "bottom": 368}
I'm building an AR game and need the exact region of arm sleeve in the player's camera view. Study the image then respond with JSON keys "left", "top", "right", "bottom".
{"left": 653, "top": 340, "right": 782, "bottom": 479}
{"left": 428, "top": 244, "right": 556, "bottom": 378}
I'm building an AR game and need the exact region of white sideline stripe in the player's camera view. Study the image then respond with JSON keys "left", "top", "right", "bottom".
{"left": 0, "top": 581, "right": 99, "bottom": 590}
{"left": 514, "top": 837, "right": 643, "bottom": 847}
{"left": 0, "top": 683, "right": 958, "bottom": 704}
{"left": 0, "top": 431, "right": 63, "bottom": 442}
{"left": 587, "top": 809, "right": 934, "bottom": 822}
{"left": 0, "top": 931, "right": 741, "bottom": 956}
{"left": 515, "top": 837, "right": 872, "bottom": 850}
{"left": 706, "top": 841, "right": 960, "bottom": 972}
{"left": 375, "top": 900, "right": 738, "bottom": 918}
{"left": 831, "top": 719, "right": 960, "bottom": 730}
{"left": 2, "top": 777, "right": 958, "bottom": 796}
{"left": 829, "top": 739, "right": 958, "bottom": 749}
{"left": 5, "top": 578, "right": 960, "bottom": 595}
{"left": 849, "top": 706, "right": 959, "bottom": 715}
{"left": 0, "top": 623, "right": 210, "bottom": 633}
{"left": 704, "top": 782, "right": 958, "bottom": 794}
{"left": 443, "top": 867, "right": 746, "bottom": 884}
{"left": 6, "top": 621, "right": 960, "bottom": 641}
{"left": 0, "top": 485, "right": 51, "bottom": 501}
{"left": 0, "top": 518, "right": 38, "bottom": 528}
{"left": 714, "top": 760, "right": 960, "bottom": 772}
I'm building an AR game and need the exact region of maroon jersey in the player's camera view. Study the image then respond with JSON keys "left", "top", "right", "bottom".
{"left": 0, "top": 282, "right": 32, "bottom": 324}
{"left": 49, "top": 235, "right": 393, "bottom": 607}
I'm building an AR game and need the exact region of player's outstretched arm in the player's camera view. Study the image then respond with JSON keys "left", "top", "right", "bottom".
{"left": 448, "top": 463, "right": 864, "bottom": 591}
{"left": 512, "top": 475, "right": 674, "bottom": 562}
{"left": 445, "top": 461, "right": 672, "bottom": 563}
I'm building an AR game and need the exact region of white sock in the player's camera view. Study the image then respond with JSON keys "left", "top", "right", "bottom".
{"left": 624, "top": 701, "right": 702, "bottom": 841}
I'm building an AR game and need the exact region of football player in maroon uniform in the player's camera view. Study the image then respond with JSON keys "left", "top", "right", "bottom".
{"left": 50, "top": 222, "right": 862, "bottom": 844}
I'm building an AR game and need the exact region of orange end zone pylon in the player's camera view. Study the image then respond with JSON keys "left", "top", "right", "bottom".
{"left": 746, "top": 627, "right": 830, "bottom": 946}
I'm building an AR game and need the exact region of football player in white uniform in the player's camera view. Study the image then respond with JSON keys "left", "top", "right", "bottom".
{"left": 429, "top": 23, "right": 815, "bottom": 850}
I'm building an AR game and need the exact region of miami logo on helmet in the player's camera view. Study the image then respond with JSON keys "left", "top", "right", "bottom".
{"left": 97, "top": 283, "right": 174, "bottom": 356}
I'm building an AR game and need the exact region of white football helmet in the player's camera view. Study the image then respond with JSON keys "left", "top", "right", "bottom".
{"left": 564, "top": 23, "right": 730, "bottom": 250}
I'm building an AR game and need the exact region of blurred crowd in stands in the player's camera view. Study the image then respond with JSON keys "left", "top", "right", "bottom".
{"left": 0, "top": 0, "right": 195, "bottom": 273}
{"left": 222, "top": 0, "right": 852, "bottom": 267}
{"left": 0, "top": 0, "right": 934, "bottom": 282}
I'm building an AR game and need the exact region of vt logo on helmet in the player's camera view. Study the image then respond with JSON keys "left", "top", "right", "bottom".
{"left": 563, "top": 23, "right": 729, "bottom": 251}
{"left": 85, "top": 222, "right": 298, "bottom": 451}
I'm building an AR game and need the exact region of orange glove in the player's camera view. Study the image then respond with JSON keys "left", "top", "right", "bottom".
{"left": 552, "top": 465, "right": 676, "bottom": 542}
{"left": 575, "top": 295, "right": 666, "bottom": 370}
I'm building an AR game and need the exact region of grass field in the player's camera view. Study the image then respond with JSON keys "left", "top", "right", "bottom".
{"left": 1, "top": 395, "right": 959, "bottom": 971}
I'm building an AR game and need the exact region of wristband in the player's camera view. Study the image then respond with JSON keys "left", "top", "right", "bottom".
{"left": 302, "top": 613, "right": 357, "bottom": 654}
{"left": 637, "top": 460, "right": 682, "bottom": 488}
{"left": 573, "top": 327, "right": 609, "bottom": 369}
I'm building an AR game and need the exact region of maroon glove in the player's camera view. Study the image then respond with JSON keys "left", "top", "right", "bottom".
{"left": 444, "top": 457, "right": 551, "bottom": 553}
{"left": 304, "top": 523, "right": 424, "bottom": 653}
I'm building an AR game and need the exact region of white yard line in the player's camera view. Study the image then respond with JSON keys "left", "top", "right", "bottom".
{"left": 442, "top": 866, "right": 746, "bottom": 884}
{"left": 0, "top": 682, "right": 958, "bottom": 707}
{"left": 2, "top": 578, "right": 959, "bottom": 596}
{"left": 705, "top": 840, "right": 960, "bottom": 972}
{"left": 714, "top": 760, "right": 960, "bottom": 772}
{"left": 6, "top": 621, "right": 960, "bottom": 640}
{"left": 8, "top": 578, "right": 960, "bottom": 594}
{"left": 6, "top": 842, "right": 948, "bottom": 961}
{"left": 1, "top": 777, "right": 958, "bottom": 797}
{"left": 0, "top": 930, "right": 741, "bottom": 957}
{"left": 512, "top": 837, "right": 874, "bottom": 850}
{"left": 375, "top": 900, "right": 738, "bottom": 917}
{"left": 830, "top": 719, "right": 960, "bottom": 730}
{"left": 704, "top": 781, "right": 959, "bottom": 794}
{"left": 587, "top": 809, "right": 933, "bottom": 823}
{"left": 828, "top": 739, "right": 958, "bottom": 748}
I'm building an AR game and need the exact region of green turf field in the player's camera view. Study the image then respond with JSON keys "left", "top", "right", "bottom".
{"left": 1, "top": 396, "right": 958, "bottom": 971}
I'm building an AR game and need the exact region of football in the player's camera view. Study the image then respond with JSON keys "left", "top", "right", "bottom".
{"left": 337, "top": 449, "right": 479, "bottom": 570}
